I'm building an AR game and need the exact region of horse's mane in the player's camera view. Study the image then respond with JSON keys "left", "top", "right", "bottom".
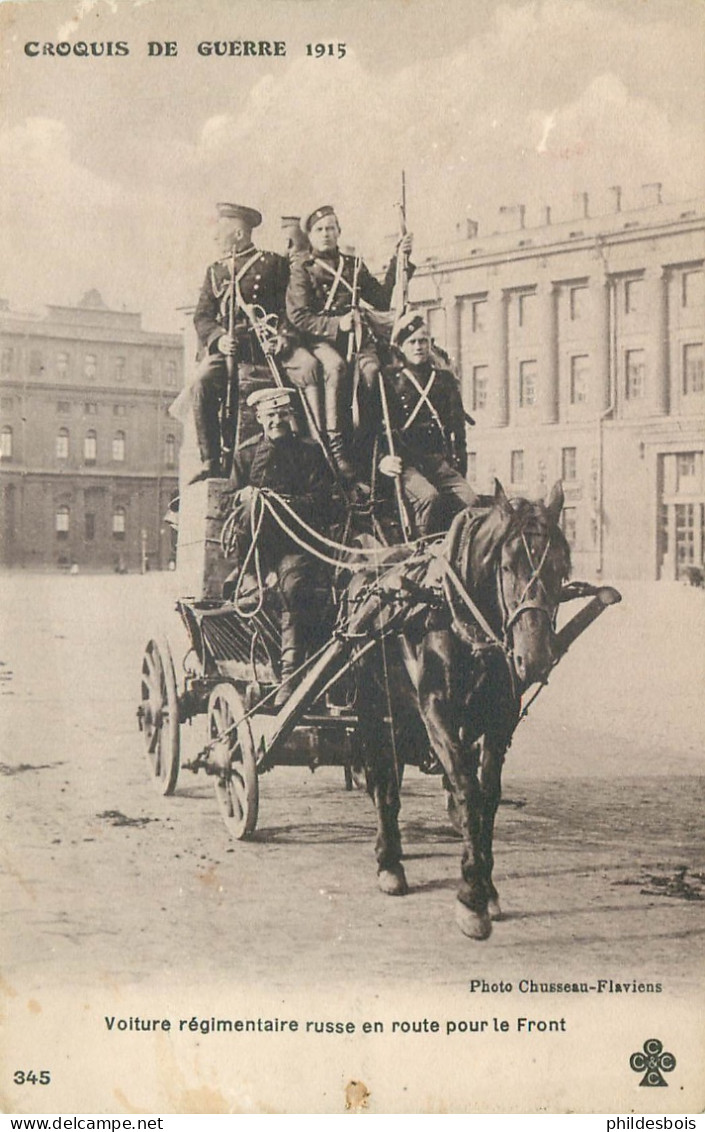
{"left": 442, "top": 496, "right": 572, "bottom": 595}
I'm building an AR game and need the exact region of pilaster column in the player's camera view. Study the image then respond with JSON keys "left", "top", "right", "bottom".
{"left": 539, "top": 280, "right": 559, "bottom": 424}
{"left": 646, "top": 266, "right": 669, "bottom": 416}
{"left": 444, "top": 294, "right": 462, "bottom": 373}
{"left": 488, "top": 290, "right": 509, "bottom": 427}
{"left": 591, "top": 273, "right": 611, "bottom": 413}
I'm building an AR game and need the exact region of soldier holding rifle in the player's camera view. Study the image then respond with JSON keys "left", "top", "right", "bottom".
{"left": 378, "top": 312, "right": 477, "bottom": 537}
{"left": 188, "top": 202, "right": 319, "bottom": 484}
{"left": 285, "top": 205, "right": 414, "bottom": 480}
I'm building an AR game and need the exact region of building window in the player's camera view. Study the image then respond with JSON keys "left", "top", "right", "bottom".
{"left": 57, "top": 401, "right": 71, "bottom": 414}
{"left": 0, "top": 425, "right": 13, "bottom": 460}
{"left": 426, "top": 306, "right": 445, "bottom": 348}
{"left": 141, "top": 357, "right": 153, "bottom": 384}
{"left": 570, "top": 354, "right": 589, "bottom": 404}
{"left": 472, "top": 365, "right": 488, "bottom": 411}
{"left": 1, "top": 347, "right": 13, "bottom": 375}
{"left": 84, "top": 402, "right": 98, "bottom": 415}
{"left": 676, "top": 453, "right": 697, "bottom": 491}
{"left": 84, "top": 430, "right": 97, "bottom": 464}
{"left": 114, "top": 356, "right": 126, "bottom": 382}
{"left": 683, "top": 343, "right": 704, "bottom": 395}
{"left": 85, "top": 512, "right": 95, "bottom": 541}
{"left": 112, "top": 506, "right": 126, "bottom": 539}
{"left": 165, "top": 360, "right": 177, "bottom": 387}
{"left": 511, "top": 450, "right": 525, "bottom": 483}
{"left": 84, "top": 353, "right": 97, "bottom": 380}
{"left": 561, "top": 507, "right": 577, "bottom": 548}
{"left": 112, "top": 431, "right": 125, "bottom": 462}
{"left": 682, "top": 270, "right": 704, "bottom": 309}
{"left": 518, "top": 292, "right": 536, "bottom": 329}
{"left": 471, "top": 300, "right": 487, "bottom": 334}
{"left": 467, "top": 451, "right": 477, "bottom": 483}
{"left": 56, "top": 351, "right": 70, "bottom": 377}
{"left": 562, "top": 447, "right": 577, "bottom": 481}
{"left": 625, "top": 278, "right": 644, "bottom": 314}
{"left": 56, "top": 428, "right": 69, "bottom": 460}
{"left": 519, "top": 359, "right": 537, "bottom": 407}
{"left": 29, "top": 350, "right": 43, "bottom": 376}
{"left": 1, "top": 395, "right": 13, "bottom": 412}
{"left": 625, "top": 349, "right": 645, "bottom": 400}
{"left": 56, "top": 505, "right": 70, "bottom": 538}
{"left": 113, "top": 404, "right": 127, "bottom": 417}
{"left": 569, "top": 286, "right": 587, "bottom": 321}
{"left": 165, "top": 433, "right": 177, "bottom": 468}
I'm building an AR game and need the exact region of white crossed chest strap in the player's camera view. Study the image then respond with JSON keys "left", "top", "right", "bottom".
{"left": 400, "top": 367, "right": 444, "bottom": 433}
{"left": 211, "top": 250, "right": 264, "bottom": 317}
{"left": 315, "top": 255, "right": 375, "bottom": 313}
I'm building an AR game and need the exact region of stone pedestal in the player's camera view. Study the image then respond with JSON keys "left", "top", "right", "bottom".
{"left": 175, "top": 478, "right": 232, "bottom": 600}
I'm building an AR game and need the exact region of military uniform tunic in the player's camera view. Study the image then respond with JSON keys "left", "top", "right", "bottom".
{"left": 228, "top": 433, "right": 335, "bottom": 611}
{"left": 381, "top": 360, "right": 476, "bottom": 536}
{"left": 190, "top": 245, "right": 317, "bottom": 468}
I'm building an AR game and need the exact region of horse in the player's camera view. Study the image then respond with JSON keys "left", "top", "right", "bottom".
{"left": 348, "top": 478, "right": 571, "bottom": 940}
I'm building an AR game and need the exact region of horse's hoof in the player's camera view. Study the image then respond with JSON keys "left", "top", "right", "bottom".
{"left": 378, "top": 868, "right": 408, "bottom": 896}
{"left": 487, "top": 896, "right": 503, "bottom": 921}
{"left": 455, "top": 900, "right": 492, "bottom": 940}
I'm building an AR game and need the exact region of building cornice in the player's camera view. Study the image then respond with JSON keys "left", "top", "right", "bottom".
{"left": 414, "top": 211, "right": 705, "bottom": 280}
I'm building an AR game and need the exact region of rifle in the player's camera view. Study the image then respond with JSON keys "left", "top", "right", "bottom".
{"left": 378, "top": 371, "right": 413, "bottom": 544}
{"left": 346, "top": 254, "right": 362, "bottom": 363}
{"left": 393, "top": 169, "right": 410, "bottom": 321}
{"left": 219, "top": 248, "right": 239, "bottom": 474}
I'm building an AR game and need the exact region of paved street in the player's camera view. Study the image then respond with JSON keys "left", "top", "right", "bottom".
{"left": 1, "top": 572, "right": 703, "bottom": 993}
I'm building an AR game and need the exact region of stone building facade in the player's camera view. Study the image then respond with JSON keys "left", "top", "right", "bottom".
{"left": 410, "top": 198, "right": 704, "bottom": 580}
{"left": 0, "top": 290, "right": 183, "bottom": 571}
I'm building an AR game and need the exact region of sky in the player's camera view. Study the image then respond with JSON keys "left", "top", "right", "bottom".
{"left": 0, "top": 0, "right": 703, "bottom": 331}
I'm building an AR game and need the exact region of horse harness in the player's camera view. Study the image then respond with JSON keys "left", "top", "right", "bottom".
{"left": 438, "top": 512, "right": 559, "bottom": 698}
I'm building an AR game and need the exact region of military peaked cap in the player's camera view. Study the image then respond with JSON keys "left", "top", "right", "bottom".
{"left": 216, "top": 202, "right": 263, "bottom": 229}
{"left": 246, "top": 386, "right": 295, "bottom": 410}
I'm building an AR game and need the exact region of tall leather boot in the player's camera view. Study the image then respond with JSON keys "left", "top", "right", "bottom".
{"left": 327, "top": 432, "right": 357, "bottom": 481}
{"left": 274, "top": 610, "right": 302, "bottom": 708}
{"left": 301, "top": 382, "right": 324, "bottom": 436}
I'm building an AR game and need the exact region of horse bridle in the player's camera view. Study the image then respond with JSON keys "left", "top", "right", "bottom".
{"left": 497, "top": 527, "right": 558, "bottom": 643}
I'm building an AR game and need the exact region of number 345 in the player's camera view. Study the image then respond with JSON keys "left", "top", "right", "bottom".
{"left": 14, "top": 1070, "right": 51, "bottom": 1085}
{"left": 306, "top": 43, "right": 346, "bottom": 58}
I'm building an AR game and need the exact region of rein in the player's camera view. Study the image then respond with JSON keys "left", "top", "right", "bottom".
{"left": 440, "top": 512, "right": 561, "bottom": 702}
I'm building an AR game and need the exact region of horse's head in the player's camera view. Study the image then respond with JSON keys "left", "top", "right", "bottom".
{"left": 494, "top": 479, "right": 571, "bottom": 688}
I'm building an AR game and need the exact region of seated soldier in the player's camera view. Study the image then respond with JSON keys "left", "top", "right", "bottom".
{"left": 188, "top": 201, "right": 319, "bottom": 483}
{"left": 285, "top": 204, "right": 413, "bottom": 479}
{"left": 378, "top": 311, "right": 478, "bottom": 537}
{"left": 225, "top": 386, "right": 337, "bottom": 706}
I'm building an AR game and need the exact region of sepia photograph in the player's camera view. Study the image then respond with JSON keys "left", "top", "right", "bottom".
{"left": 0, "top": 0, "right": 703, "bottom": 1116}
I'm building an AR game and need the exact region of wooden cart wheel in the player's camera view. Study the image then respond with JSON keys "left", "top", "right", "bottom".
{"left": 208, "top": 682, "right": 259, "bottom": 840}
{"left": 139, "top": 637, "right": 180, "bottom": 796}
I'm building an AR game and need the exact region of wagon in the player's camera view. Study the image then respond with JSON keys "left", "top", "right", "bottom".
{"left": 137, "top": 485, "right": 622, "bottom": 843}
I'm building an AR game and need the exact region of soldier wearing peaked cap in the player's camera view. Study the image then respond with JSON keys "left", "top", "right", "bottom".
{"left": 285, "top": 205, "right": 414, "bottom": 480}
{"left": 225, "top": 385, "right": 338, "bottom": 706}
{"left": 188, "top": 202, "right": 319, "bottom": 483}
{"left": 378, "top": 312, "right": 477, "bottom": 537}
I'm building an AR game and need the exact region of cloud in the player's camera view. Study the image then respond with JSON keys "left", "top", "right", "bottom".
{"left": 0, "top": 0, "right": 702, "bottom": 328}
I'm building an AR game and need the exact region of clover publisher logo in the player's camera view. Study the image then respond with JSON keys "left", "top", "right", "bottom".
{"left": 629, "top": 1038, "right": 676, "bottom": 1086}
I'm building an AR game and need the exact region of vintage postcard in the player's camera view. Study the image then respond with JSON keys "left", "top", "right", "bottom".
{"left": 1, "top": 0, "right": 703, "bottom": 1116}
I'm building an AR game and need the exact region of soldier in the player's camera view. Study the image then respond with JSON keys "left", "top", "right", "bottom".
{"left": 286, "top": 204, "right": 413, "bottom": 479}
{"left": 378, "top": 311, "right": 477, "bottom": 537}
{"left": 226, "top": 386, "right": 337, "bottom": 706}
{"left": 189, "top": 202, "right": 319, "bottom": 484}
